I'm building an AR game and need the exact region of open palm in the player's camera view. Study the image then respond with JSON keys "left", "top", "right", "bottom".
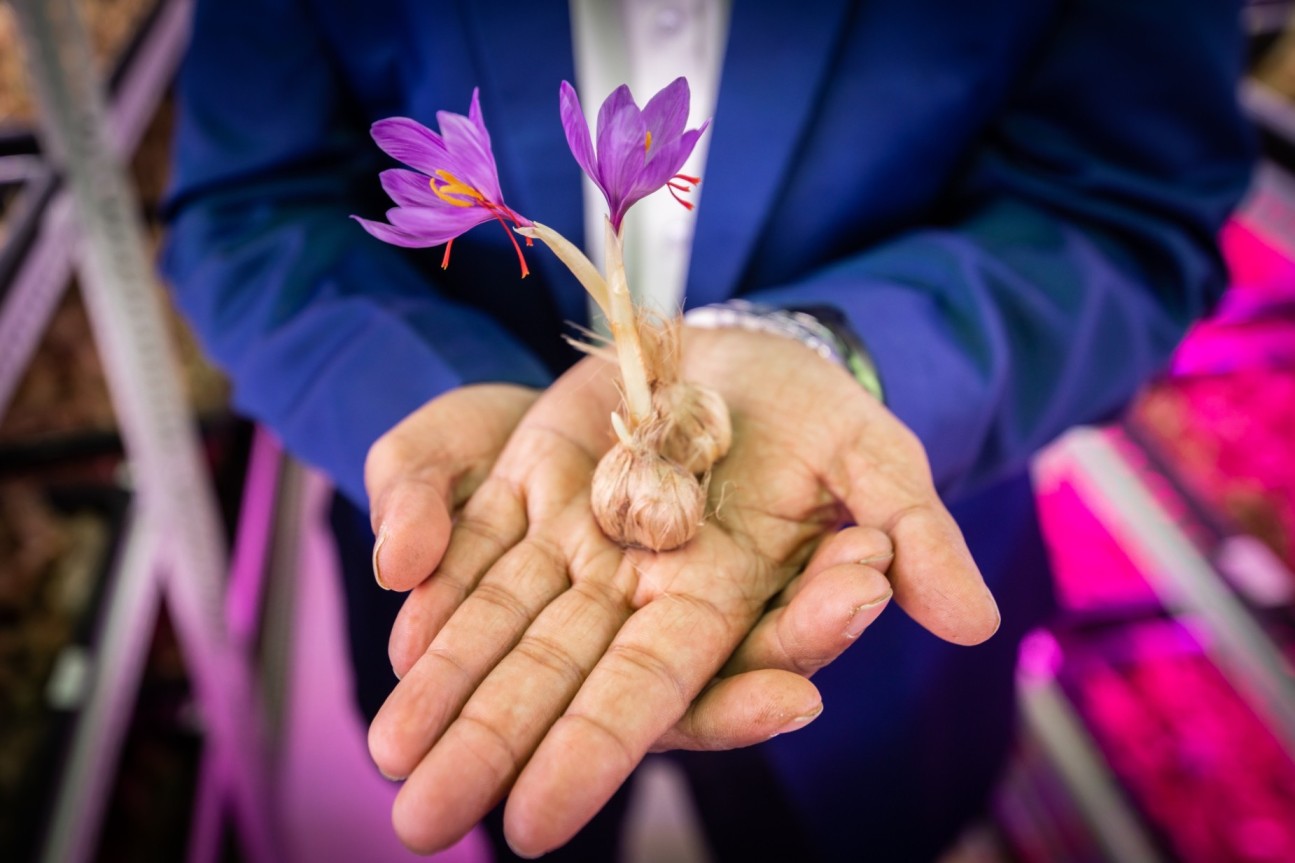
{"left": 364, "top": 327, "right": 999, "bottom": 856}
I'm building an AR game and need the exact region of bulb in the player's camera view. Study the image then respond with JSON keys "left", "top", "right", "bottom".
{"left": 591, "top": 443, "right": 706, "bottom": 551}
{"left": 647, "top": 381, "right": 732, "bottom": 475}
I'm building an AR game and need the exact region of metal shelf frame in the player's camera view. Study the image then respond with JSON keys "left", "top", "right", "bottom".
{"left": 1033, "top": 428, "right": 1295, "bottom": 759}
{"left": 0, "top": 0, "right": 189, "bottom": 417}
{"left": 3, "top": 2, "right": 282, "bottom": 861}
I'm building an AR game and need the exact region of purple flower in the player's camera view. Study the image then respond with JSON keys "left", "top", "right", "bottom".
{"left": 353, "top": 88, "right": 533, "bottom": 276}
{"left": 560, "top": 78, "right": 709, "bottom": 233}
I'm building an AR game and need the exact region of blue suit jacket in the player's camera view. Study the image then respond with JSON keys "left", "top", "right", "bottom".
{"left": 161, "top": 6, "right": 1253, "bottom": 853}
{"left": 162, "top": 0, "right": 1251, "bottom": 507}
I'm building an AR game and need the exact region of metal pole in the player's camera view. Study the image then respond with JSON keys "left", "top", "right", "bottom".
{"left": 10, "top": 1, "right": 278, "bottom": 859}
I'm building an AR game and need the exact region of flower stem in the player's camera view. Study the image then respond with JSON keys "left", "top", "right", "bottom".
{"left": 515, "top": 223, "right": 609, "bottom": 317}
{"left": 603, "top": 218, "right": 653, "bottom": 427}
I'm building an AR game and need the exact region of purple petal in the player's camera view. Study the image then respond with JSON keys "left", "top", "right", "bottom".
{"left": 351, "top": 215, "right": 443, "bottom": 248}
{"left": 467, "top": 87, "right": 490, "bottom": 146}
{"left": 458, "top": 88, "right": 505, "bottom": 201}
{"left": 370, "top": 118, "right": 450, "bottom": 175}
{"left": 641, "top": 78, "right": 690, "bottom": 153}
{"left": 436, "top": 109, "right": 503, "bottom": 202}
{"left": 634, "top": 122, "right": 709, "bottom": 197}
{"left": 379, "top": 168, "right": 435, "bottom": 208}
{"left": 559, "top": 81, "right": 600, "bottom": 189}
{"left": 387, "top": 205, "right": 491, "bottom": 240}
{"left": 595, "top": 86, "right": 648, "bottom": 211}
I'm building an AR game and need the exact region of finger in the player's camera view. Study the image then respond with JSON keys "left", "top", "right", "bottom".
{"left": 653, "top": 669, "right": 823, "bottom": 752}
{"left": 830, "top": 427, "right": 999, "bottom": 646}
{"left": 770, "top": 524, "right": 893, "bottom": 611}
{"left": 724, "top": 562, "right": 893, "bottom": 677}
{"left": 368, "top": 531, "right": 573, "bottom": 781}
{"left": 887, "top": 503, "right": 997, "bottom": 644}
{"left": 369, "top": 477, "right": 454, "bottom": 593}
{"left": 719, "top": 526, "right": 891, "bottom": 679}
{"left": 386, "top": 377, "right": 617, "bottom": 675}
{"left": 391, "top": 564, "right": 631, "bottom": 854}
{"left": 365, "top": 384, "right": 537, "bottom": 592}
{"left": 378, "top": 366, "right": 621, "bottom": 803}
{"left": 503, "top": 590, "right": 745, "bottom": 857}
{"left": 389, "top": 475, "right": 526, "bottom": 678}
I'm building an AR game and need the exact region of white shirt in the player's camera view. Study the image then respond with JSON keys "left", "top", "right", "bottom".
{"left": 569, "top": 0, "right": 731, "bottom": 321}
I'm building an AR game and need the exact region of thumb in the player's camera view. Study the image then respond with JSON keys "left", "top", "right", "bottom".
{"left": 830, "top": 411, "right": 999, "bottom": 646}
{"left": 364, "top": 384, "right": 538, "bottom": 592}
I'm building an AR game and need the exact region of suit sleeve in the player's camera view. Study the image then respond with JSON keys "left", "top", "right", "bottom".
{"left": 159, "top": 0, "right": 551, "bottom": 505}
{"left": 748, "top": 0, "right": 1254, "bottom": 497}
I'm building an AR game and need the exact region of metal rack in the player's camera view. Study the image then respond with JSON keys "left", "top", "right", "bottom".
{"left": 998, "top": 129, "right": 1295, "bottom": 856}
{"left": 1011, "top": 421, "right": 1295, "bottom": 862}
{"left": 3, "top": 1, "right": 283, "bottom": 860}
{"left": 1037, "top": 427, "right": 1295, "bottom": 756}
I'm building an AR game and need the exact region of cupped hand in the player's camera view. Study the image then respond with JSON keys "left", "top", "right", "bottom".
{"left": 364, "top": 328, "right": 999, "bottom": 856}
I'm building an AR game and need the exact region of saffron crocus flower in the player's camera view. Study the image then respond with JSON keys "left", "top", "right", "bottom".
{"left": 559, "top": 78, "right": 709, "bottom": 233}
{"left": 353, "top": 88, "right": 533, "bottom": 276}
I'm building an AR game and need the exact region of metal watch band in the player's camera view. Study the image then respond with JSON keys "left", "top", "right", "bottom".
{"left": 683, "top": 300, "right": 885, "bottom": 402}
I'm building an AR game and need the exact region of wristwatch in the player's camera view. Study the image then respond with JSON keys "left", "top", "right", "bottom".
{"left": 683, "top": 300, "right": 884, "bottom": 402}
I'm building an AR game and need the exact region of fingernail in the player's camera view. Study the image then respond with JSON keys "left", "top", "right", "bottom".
{"left": 858, "top": 551, "right": 894, "bottom": 567}
{"left": 377, "top": 767, "right": 405, "bottom": 782}
{"left": 505, "top": 838, "right": 542, "bottom": 860}
{"left": 844, "top": 587, "right": 892, "bottom": 639}
{"left": 372, "top": 525, "right": 390, "bottom": 590}
{"left": 770, "top": 704, "right": 823, "bottom": 739}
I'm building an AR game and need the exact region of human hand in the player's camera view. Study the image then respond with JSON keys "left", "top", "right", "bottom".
{"left": 364, "top": 382, "right": 539, "bottom": 592}
{"left": 366, "top": 328, "right": 999, "bottom": 856}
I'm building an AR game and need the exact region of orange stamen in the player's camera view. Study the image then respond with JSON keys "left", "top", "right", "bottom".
{"left": 424, "top": 169, "right": 530, "bottom": 278}
{"left": 432, "top": 170, "right": 486, "bottom": 207}
{"left": 644, "top": 131, "right": 653, "bottom": 152}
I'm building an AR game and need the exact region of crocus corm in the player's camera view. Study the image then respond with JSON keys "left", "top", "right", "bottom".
{"left": 353, "top": 88, "right": 532, "bottom": 276}
{"left": 559, "top": 78, "right": 708, "bottom": 233}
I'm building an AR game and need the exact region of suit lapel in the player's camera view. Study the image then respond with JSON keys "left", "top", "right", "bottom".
{"left": 687, "top": 1, "right": 853, "bottom": 307}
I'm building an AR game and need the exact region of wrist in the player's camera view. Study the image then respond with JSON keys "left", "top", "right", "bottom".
{"left": 683, "top": 300, "right": 884, "bottom": 402}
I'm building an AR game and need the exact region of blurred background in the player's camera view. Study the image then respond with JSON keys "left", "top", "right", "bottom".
{"left": 1, "top": 0, "right": 1294, "bottom": 861}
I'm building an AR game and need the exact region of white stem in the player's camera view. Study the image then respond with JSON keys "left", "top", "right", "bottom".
{"left": 610, "top": 411, "right": 634, "bottom": 447}
{"left": 603, "top": 218, "right": 653, "bottom": 427}
{"left": 515, "top": 223, "right": 610, "bottom": 317}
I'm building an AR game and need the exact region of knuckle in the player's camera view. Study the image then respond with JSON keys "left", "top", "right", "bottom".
{"left": 776, "top": 615, "right": 830, "bottom": 677}
{"left": 524, "top": 533, "right": 570, "bottom": 576}
{"left": 513, "top": 634, "right": 586, "bottom": 688}
{"left": 424, "top": 567, "right": 474, "bottom": 605}
{"left": 658, "top": 590, "right": 735, "bottom": 631}
{"left": 422, "top": 645, "right": 474, "bottom": 686}
{"left": 455, "top": 513, "right": 512, "bottom": 557}
{"left": 605, "top": 642, "right": 689, "bottom": 714}
{"left": 571, "top": 577, "right": 631, "bottom": 618}
{"left": 560, "top": 712, "right": 637, "bottom": 772}
{"left": 468, "top": 581, "right": 533, "bottom": 627}
{"left": 454, "top": 713, "right": 524, "bottom": 778}
{"left": 881, "top": 502, "right": 932, "bottom": 536}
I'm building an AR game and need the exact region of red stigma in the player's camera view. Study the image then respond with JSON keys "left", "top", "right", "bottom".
{"left": 666, "top": 173, "right": 701, "bottom": 210}
{"left": 482, "top": 200, "right": 530, "bottom": 278}
{"left": 437, "top": 199, "right": 530, "bottom": 278}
